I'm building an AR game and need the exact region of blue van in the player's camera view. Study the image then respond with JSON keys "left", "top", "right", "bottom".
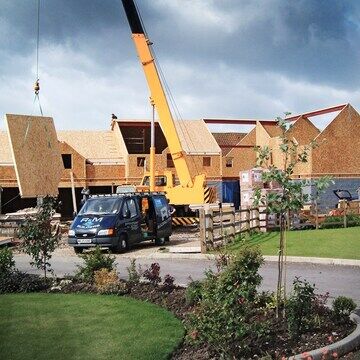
{"left": 68, "top": 193, "right": 172, "bottom": 254}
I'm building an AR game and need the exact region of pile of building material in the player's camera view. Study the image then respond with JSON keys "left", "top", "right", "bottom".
{"left": 0, "top": 207, "right": 61, "bottom": 244}
{"left": 240, "top": 168, "right": 282, "bottom": 228}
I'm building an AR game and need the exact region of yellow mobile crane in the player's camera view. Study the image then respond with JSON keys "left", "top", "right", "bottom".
{"left": 121, "top": 0, "right": 211, "bottom": 209}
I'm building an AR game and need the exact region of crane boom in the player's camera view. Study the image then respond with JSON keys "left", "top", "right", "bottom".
{"left": 121, "top": 0, "right": 194, "bottom": 188}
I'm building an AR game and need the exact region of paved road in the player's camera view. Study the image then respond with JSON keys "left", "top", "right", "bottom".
{"left": 14, "top": 254, "right": 360, "bottom": 305}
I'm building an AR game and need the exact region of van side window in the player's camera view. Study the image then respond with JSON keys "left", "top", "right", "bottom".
{"left": 126, "top": 198, "right": 138, "bottom": 218}
{"left": 122, "top": 202, "right": 129, "bottom": 218}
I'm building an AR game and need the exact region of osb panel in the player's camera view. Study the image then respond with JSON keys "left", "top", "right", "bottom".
{"left": 128, "top": 154, "right": 165, "bottom": 180}
{"left": 127, "top": 152, "right": 221, "bottom": 182}
{"left": 58, "top": 130, "right": 124, "bottom": 162}
{"left": 5, "top": 114, "right": 63, "bottom": 197}
{"left": 223, "top": 129, "right": 257, "bottom": 177}
{"left": 222, "top": 147, "right": 257, "bottom": 178}
{"left": 269, "top": 138, "right": 312, "bottom": 175}
{"left": 312, "top": 104, "right": 360, "bottom": 174}
{"left": 293, "top": 145, "right": 312, "bottom": 176}
{"left": 260, "top": 122, "right": 282, "bottom": 137}
{"left": 0, "top": 131, "right": 13, "bottom": 164}
{"left": 174, "top": 120, "right": 221, "bottom": 154}
{"left": 59, "top": 141, "right": 86, "bottom": 182}
{"left": 256, "top": 122, "right": 271, "bottom": 148}
{"left": 112, "top": 123, "right": 130, "bottom": 177}
{"left": 86, "top": 164, "right": 125, "bottom": 182}
{"left": 237, "top": 128, "right": 256, "bottom": 147}
{"left": 0, "top": 165, "right": 17, "bottom": 187}
{"left": 286, "top": 116, "right": 320, "bottom": 145}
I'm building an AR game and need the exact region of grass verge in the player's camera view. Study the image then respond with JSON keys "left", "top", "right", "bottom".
{"left": 0, "top": 293, "right": 184, "bottom": 360}
{"left": 225, "top": 226, "right": 360, "bottom": 260}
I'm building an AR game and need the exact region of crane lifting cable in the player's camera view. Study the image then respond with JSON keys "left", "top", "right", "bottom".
{"left": 32, "top": 0, "right": 43, "bottom": 116}
{"left": 134, "top": 0, "right": 200, "bottom": 174}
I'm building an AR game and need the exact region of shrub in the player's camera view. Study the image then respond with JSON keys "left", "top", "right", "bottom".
{"left": 333, "top": 296, "right": 356, "bottom": 319}
{"left": 0, "top": 247, "right": 15, "bottom": 275}
{"left": 76, "top": 247, "right": 116, "bottom": 282}
{"left": 187, "top": 248, "right": 267, "bottom": 358}
{"left": 126, "top": 259, "right": 142, "bottom": 286}
{"left": 0, "top": 271, "right": 51, "bottom": 294}
{"left": 321, "top": 214, "right": 360, "bottom": 229}
{"left": 185, "top": 280, "right": 203, "bottom": 306}
{"left": 143, "top": 263, "right": 161, "bottom": 286}
{"left": 162, "top": 274, "right": 175, "bottom": 292}
{"left": 286, "top": 278, "right": 316, "bottom": 339}
{"left": 94, "top": 268, "right": 128, "bottom": 295}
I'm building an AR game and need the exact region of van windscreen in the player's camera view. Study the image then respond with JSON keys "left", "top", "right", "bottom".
{"left": 79, "top": 198, "right": 122, "bottom": 215}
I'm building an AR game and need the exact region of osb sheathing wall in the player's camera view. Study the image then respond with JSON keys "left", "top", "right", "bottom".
{"left": 311, "top": 104, "right": 360, "bottom": 175}
{"left": 127, "top": 151, "right": 221, "bottom": 182}
{"left": 58, "top": 142, "right": 86, "bottom": 188}
{"left": 223, "top": 128, "right": 257, "bottom": 178}
{"left": 128, "top": 154, "right": 165, "bottom": 181}
{"left": 286, "top": 116, "right": 320, "bottom": 145}
{"left": 0, "top": 166, "right": 17, "bottom": 187}
{"left": 111, "top": 121, "right": 130, "bottom": 178}
{"left": 256, "top": 122, "right": 271, "bottom": 148}
{"left": 86, "top": 164, "right": 125, "bottom": 185}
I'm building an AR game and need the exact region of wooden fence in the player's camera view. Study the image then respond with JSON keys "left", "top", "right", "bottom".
{"left": 199, "top": 205, "right": 268, "bottom": 253}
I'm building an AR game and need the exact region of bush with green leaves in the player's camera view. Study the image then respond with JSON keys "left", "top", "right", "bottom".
{"left": 0, "top": 247, "right": 15, "bottom": 275}
{"left": 76, "top": 246, "right": 116, "bottom": 282}
{"left": 321, "top": 214, "right": 360, "bottom": 229}
{"left": 0, "top": 271, "right": 51, "bottom": 294}
{"left": 185, "top": 279, "right": 203, "bottom": 306}
{"left": 18, "top": 196, "right": 61, "bottom": 278}
{"left": 286, "top": 277, "right": 316, "bottom": 339}
{"left": 332, "top": 296, "right": 357, "bottom": 319}
{"left": 126, "top": 259, "right": 142, "bottom": 287}
{"left": 187, "top": 248, "right": 268, "bottom": 358}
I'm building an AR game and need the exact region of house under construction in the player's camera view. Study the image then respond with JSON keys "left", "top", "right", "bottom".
{"left": 1, "top": 103, "right": 359, "bottom": 216}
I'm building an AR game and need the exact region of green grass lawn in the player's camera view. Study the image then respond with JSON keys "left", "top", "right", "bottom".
{"left": 0, "top": 293, "right": 184, "bottom": 360}
{"left": 225, "top": 226, "right": 360, "bottom": 260}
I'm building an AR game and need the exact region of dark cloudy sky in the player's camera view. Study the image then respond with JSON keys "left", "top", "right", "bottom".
{"left": 1, "top": 0, "right": 359, "bottom": 131}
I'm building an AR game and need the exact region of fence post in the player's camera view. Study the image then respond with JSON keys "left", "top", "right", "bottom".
{"left": 343, "top": 202, "right": 348, "bottom": 228}
{"left": 199, "top": 208, "right": 206, "bottom": 253}
{"left": 255, "top": 208, "right": 260, "bottom": 230}
{"left": 246, "top": 208, "right": 250, "bottom": 233}
{"left": 208, "top": 208, "right": 214, "bottom": 249}
{"left": 229, "top": 206, "right": 235, "bottom": 241}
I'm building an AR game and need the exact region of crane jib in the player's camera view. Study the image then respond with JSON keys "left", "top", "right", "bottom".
{"left": 121, "top": 0, "right": 145, "bottom": 34}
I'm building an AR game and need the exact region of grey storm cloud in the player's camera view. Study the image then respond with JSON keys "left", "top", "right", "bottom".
{"left": 0, "top": 0, "right": 359, "bottom": 130}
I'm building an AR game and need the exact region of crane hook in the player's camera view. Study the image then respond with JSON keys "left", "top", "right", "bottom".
{"left": 34, "top": 79, "right": 40, "bottom": 95}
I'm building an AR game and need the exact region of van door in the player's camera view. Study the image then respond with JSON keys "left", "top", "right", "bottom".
{"left": 152, "top": 195, "right": 172, "bottom": 238}
{"left": 121, "top": 197, "right": 142, "bottom": 244}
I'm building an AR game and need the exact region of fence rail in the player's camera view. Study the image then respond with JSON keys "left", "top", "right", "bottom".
{"left": 199, "top": 205, "right": 265, "bottom": 253}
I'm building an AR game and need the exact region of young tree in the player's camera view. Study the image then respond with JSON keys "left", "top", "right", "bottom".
{"left": 19, "top": 196, "right": 61, "bottom": 279}
{"left": 253, "top": 116, "right": 317, "bottom": 318}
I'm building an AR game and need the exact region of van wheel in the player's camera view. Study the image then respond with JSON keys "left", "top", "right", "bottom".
{"left": 155, "top": 237, "right": 165, "bottom": 246}
{"left": 115, "top": 236, "right": 128, "bottom": 253}
{"left": 74, "top": 247, "right": 84, "bottom": 254}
